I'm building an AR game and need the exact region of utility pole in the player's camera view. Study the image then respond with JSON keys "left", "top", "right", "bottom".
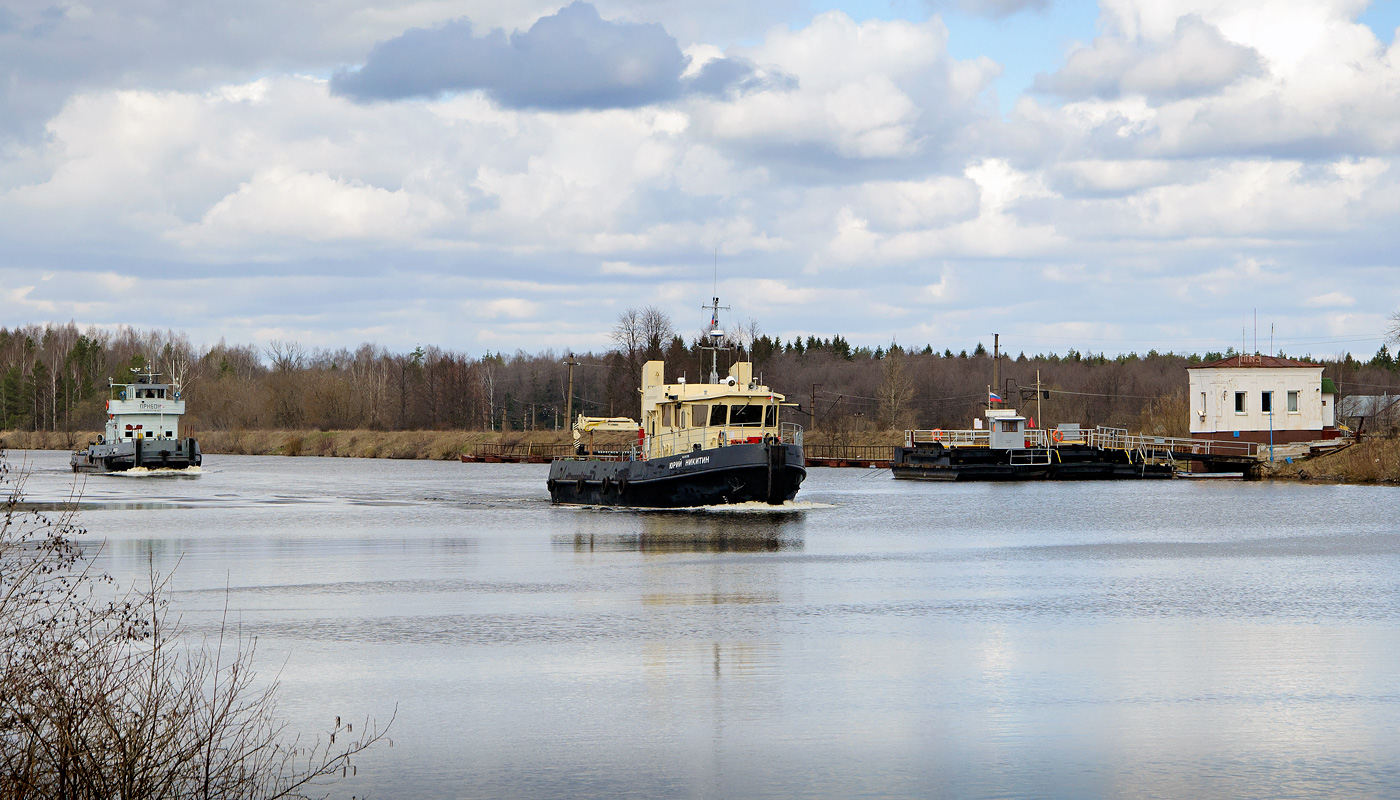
{"left": 992, "top": 333, "right": 1001, "bottom": 407}
{"left": 563, "top": 353, "right": 579, "bottom": 430}
{"left": 811, "top": 383, "right": 821, "bottom": 430}
{"left": 1036, "top": 369, "right": 1043, "bottom": 429}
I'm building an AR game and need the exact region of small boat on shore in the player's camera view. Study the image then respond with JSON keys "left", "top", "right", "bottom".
{"left": 71, "top": 369, "right": 202, "bottom": 473}
{"left": 548, "top": 298, "right": 805, "bottom": 507}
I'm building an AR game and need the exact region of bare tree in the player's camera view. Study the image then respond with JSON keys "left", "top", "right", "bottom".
{"left": 610, "top": 307, "right": 674, "bottom": 416}
{"left": 265, "top": 341, "right": 306, "bottom": 373}
{"left": 611, "top": 309, "right": 644, "bottom": 365}
{"left": 638, "top": 307, "right": 675, "bottom": 362}
{"left": 1388, "top": 310, "right": 1400, "bottom": 345}
{"left": 877, "top": 349, "right": 915, "bottom": 429}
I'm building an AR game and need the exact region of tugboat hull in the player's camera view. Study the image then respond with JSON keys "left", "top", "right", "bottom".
{"left": 548, "top": 441, "right": 805, "bottom": 507}
{"left": 71, "top": 437, "right": 202, "bottom": 474}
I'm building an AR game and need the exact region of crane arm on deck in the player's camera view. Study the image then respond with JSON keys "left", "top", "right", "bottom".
{"left": 572, "top": 415, "right": 640, "bottom": 439}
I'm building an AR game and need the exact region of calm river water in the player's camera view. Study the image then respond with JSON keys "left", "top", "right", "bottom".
{"left": 11, "top": 449, "right": 1400, "bottom": 799}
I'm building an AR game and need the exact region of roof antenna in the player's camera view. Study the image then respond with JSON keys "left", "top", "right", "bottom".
{"left": 713, "top": 245, "right": 719, "bottom": 298}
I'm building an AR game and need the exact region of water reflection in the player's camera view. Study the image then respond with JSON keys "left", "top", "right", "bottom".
{"left": 11, "top": 451, "right": 1400, "bottom": 800}
{"left": 643, "top": 640, "right": 782, "bottom": 679}
{"left": 559, "top": 512, "right": 805, "bottom": 553}
{"left": 14, "top": 500, "right": 191, "bottom": 512}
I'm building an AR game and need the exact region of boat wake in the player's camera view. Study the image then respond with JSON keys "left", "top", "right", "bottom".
{"left": 107, "top": 466, "right": 204, "bottom": 478}
{"left": 627, "top": 500, "right": 834, "bottom": 513}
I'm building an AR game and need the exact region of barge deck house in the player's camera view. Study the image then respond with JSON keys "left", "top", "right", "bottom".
{"left": 548, "top": 356, "right": 806, "bottom": 507}
{"left": 1187, "top": 354, "right": 1340, "bottom": 449}
{"left": 71, "top": 370, "right": 202, "bottom": 473}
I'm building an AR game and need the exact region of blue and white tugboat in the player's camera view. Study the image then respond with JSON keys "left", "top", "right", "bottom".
{"left": 71, "top": 368, "right": 202, "bottom": 473}
{"left": 548, "top": 298, "right": 805, "bottom": 507}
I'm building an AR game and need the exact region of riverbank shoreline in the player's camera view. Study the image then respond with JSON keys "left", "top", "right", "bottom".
{"left": 2, "top": 429, "right": 561, "bottom": 460}
{"left": 8, "top": 428, "right": 1395, "bottom": 483}
{"left": 1260, "top": 437, "right": 1400, "bottom": 484}
{"left": 2, "top": 428, "right": 904, "bottom": 461}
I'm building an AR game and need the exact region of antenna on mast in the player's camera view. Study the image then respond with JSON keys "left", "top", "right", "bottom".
{"left": 701, "top": 257, "right": 730, "bottom": 384}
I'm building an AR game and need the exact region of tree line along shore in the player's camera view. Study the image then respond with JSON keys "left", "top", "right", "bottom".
{"left": 2, "top": 317, "right": 1398, "bottom": 479}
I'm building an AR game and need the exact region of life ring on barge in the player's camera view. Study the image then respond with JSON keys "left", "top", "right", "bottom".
{"left": 931, "top": 429, "right": 942, "bottom": 442}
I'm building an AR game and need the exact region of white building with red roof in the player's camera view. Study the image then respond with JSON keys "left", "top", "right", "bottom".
{"left": 1187, "top": 354, "right": 1339, "bottom": 445}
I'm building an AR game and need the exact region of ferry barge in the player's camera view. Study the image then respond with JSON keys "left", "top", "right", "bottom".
{"left": 548, "top": 298, "right": 805, "bottom": 507}
{"left": 71, "top": 369, "right": 202, "bottom": 473}
{"left": 891, "top": 415, "right": 1174, "bottom": 481}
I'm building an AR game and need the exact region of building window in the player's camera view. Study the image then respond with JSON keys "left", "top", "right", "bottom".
{"left": 1261, "top": 391, "right": 1272, "bottom": 414}
{"left": 1235, "top": 391, "right": 1246, "bottom": 413}
{"left": 1287, "top": 390, "right": 1298, "bottom": 413}
{"left": 1200, "top": 391, "right": 1206, "bottom": 414}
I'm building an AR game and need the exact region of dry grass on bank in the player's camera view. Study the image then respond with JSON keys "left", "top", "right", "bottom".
{"left": 1268, "top": 437, "right": 1400, "bottom": 483}
{"left": 3, "top": 426, "right": 915, "bottom": 459}
{"left": 0, "top": 428, "right": 577, "bottom": 459}
{"left": 200, "top": 429, "right": 583, "bottom": 459}
{"left": 0, "top": 429, "right": 98, "bottom": 451}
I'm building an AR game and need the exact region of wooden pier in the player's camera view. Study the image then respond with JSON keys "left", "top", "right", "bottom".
{"left": 461, "top": 443, "right": 575, "bottom": 464}
{"left": 802, "top": 444, "right": 896, "bottom": 468}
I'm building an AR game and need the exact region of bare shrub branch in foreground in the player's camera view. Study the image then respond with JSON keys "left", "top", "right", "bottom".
{"left": 0, "top": 453, "right": 391, "bottom": 799}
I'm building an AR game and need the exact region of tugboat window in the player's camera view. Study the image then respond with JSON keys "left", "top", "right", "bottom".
{"left": 709, "top": 405, "right": 728, "bottom": 426}
{"left": 691, "top": 405, "right": 706, "bottom": 427}
{"left": 730, "top": 404, "right": 763, "bottom": 426}
{"left": 662, "top": 405, "right": 672, "bottom": 427}
{"left": 764, "top": 406, "right": 777, "bottom": 427}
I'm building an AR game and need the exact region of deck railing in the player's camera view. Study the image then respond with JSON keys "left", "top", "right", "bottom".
{"left": 470, "top": 442, "right": 577, "bottom": 460}
{"left": 903, "top": 426, "right": 1260, "bottom": 458}
{"left": 804, "top": 444, "right": 896, "bottom": 462}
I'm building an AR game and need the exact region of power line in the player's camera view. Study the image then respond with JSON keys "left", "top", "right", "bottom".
{"left": 1336, "top": 380, "right": 1400, "bottom": 391}
{"left": 976, "top": 333, "right": 1384, "bottom": 347}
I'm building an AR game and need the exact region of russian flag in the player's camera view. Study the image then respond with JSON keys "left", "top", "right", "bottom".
{"left": 988, "top": 391, "right": 1002, "bottom": 402}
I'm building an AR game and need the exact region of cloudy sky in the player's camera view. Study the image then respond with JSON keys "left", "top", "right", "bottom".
{"left": 2, "top": 0, "right": 1398, "bottom": 359}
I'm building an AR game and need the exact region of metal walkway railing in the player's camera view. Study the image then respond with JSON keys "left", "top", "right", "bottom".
{"left": 905, "top": 426, "right": 1260, "bottom": 459}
